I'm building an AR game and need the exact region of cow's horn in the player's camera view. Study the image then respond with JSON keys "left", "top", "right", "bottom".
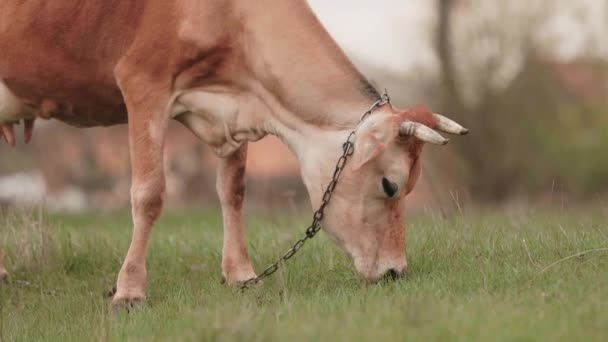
{"left": 399, "top": 122, "right": 449, "bottom": 145}
{"left": 433, "top": 114, "right": 469, "bottom": 135}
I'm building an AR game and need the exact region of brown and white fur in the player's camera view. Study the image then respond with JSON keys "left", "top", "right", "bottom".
{"left": 0, "top": 0, "right": 467, "bottom": 308}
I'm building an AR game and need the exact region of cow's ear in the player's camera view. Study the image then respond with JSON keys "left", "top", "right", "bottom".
{"left": 353, "top": 135, "right": 385, "bottom": 170}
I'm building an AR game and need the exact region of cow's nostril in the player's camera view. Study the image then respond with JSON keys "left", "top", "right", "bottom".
{"left": 382, "top": 268, "right": 403, "bottom": 282}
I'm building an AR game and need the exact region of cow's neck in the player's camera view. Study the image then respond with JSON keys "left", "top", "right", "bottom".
{"left": 275, "top": 120, "right": 357, "bottom": 208}
{"left": 240, "top": 0, "right": 379, "bottom": 129}
{"left": 237, "top": 1, "right": 381, "bottom": 206}
{"left": 240, "top": 75, "right": 377, "bottom": 209}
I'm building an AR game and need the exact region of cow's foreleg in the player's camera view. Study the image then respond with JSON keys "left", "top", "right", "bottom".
{"left": 111, "top": 73, "right": 170, "bottom": 310}
{"left": 217, "top": 144, "right": 257, "bottom": 285}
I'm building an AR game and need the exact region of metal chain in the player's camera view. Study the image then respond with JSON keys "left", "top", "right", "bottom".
{"left": 240, "top": 92, "right": 391, "bottom": 290}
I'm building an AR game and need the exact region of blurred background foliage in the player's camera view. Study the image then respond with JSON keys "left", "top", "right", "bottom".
{"left": 0, "top": 0, "right": 607, "bottom": 210}
{"left": 434, "top": 0, "right": 608, "bottom": 201}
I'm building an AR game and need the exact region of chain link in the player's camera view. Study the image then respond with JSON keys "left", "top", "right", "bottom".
{"left": 239, "top": 92, "right": 391, "bottom": 290}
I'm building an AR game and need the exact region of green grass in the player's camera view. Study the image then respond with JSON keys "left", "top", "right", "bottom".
{"left": 1, "top": 206, "right": 607, "bottom": 341}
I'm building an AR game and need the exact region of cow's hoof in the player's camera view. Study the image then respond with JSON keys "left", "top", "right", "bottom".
{"left": 221, "top": 276, "right": 259, "bottom": 287}
{"left": 222, "top": 264, "right": 258, "bottom": 287}
{"left": 222, "top": 272, "right": 258, "bottom": 287}
{"left": 110, "top": 296, "right": 146, "bottom": 314}
{"left": 110, "top": 289, "right": 146, "bottom": 313}
{"left": 237, "top": 278, "right": 262, "bottom": 290}
{"left": 0, "top": 270, "right": 8, "bottom": 285}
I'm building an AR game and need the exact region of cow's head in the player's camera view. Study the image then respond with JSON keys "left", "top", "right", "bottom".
{"left": 304, "top": 104, "right": 468, "bottom": 283}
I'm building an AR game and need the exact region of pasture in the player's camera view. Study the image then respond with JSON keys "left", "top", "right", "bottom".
{"left": 1, "top": 207, "right": 607, "bottom": 341}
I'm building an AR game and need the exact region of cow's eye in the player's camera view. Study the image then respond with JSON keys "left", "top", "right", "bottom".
{"left": 382, "top": 177, "right": 398, "bottom": 198}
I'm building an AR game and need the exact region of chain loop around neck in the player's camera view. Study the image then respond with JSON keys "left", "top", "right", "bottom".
{"left": 239, "top": 91, "right": 391, "bottom": 290}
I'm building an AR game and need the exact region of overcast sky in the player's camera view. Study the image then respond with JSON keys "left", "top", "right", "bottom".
{"left": 308, "top": 0, "right": 431, "bottom": 74}
{"left": 308, "top": 0, "right": 608, "bottom": 75}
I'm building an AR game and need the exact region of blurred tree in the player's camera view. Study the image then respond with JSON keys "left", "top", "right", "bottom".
{"left": 435, "top": 0, "right": 608, "bottom": 201}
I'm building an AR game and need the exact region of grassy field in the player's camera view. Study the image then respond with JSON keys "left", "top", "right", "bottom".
{"left": 0, "top": 206, "right": 607, "bottom": 341}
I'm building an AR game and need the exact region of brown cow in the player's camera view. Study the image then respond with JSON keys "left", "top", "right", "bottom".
{"left": 0, "top": 0, "right": 468, "bottom": 309}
